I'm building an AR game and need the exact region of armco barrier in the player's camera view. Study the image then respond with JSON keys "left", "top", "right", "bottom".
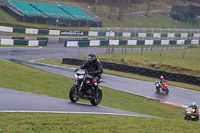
{"left": 65, "top": 39, "right": 200, "bottom": 47}
{"left": 0, "top": 38, "right": 47, "bottom": 46}
{"left": 1, "top": 25, "right": 200, "bottom": 39}
{"left": 62, "top": 58, "right": 200, "bottom": 86}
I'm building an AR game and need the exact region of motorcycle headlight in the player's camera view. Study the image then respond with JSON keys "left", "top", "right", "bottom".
{"left": 78, "top": 75, "right": 84, "bottom": 79}
{"left": 75, "top": 74, "right": 84, "bottom": 79}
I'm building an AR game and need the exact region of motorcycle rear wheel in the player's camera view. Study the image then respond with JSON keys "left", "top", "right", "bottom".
{"left": 90, "top": 88, "right": 102, "bottom": 106}
{"left": 69, "top": 84, "right": 80, "bottom": 103}
{"left": 191, "top": 116, "right": 199, "bottom": 121}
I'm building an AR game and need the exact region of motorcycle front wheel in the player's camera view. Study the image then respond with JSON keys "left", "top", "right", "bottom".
{"left": 90, "top": 88, "right": 102, "bottom": 106}
{"left": 184, "top": 116, "right": 191, "bottom": 120}
{"left": 165, "top": 88, "right": 169, "bottom": 94}
{"left": 69, "top": 84, "right": 80, "bottom": 103}
{"left": 156, "top": 87, "right": 160, "bottom": 92}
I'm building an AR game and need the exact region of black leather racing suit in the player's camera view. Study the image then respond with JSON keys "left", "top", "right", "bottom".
{"left": 80, "top": 59, "right": 103, "bottom": 96}
{"left": 80, "top": 59, "right": 103, "bottom": 78}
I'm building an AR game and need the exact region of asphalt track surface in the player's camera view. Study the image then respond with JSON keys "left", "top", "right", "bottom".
{"left": 0, "top": 43, "right": 199, "bottom": 117}
{"left": 0, "top": 87, "right": 156, "bottom": 117}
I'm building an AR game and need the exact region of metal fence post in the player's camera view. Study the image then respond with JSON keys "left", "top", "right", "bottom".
{"left": 64, "top": 40, "right": 67, "bottom": 47}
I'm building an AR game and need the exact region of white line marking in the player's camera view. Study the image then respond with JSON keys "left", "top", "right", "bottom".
{"left": 0, "top": 110, "right": 157, "bottom": 117}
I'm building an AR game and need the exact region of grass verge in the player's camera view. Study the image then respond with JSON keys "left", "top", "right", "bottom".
{"left": 0, "top": 113, "right": 200, "bottom": 133}
{"left": 0, "top": 59, "right": 184, "bottom": 118}
{"left": 0, "top": 59, "right": 200, "bottom": 132}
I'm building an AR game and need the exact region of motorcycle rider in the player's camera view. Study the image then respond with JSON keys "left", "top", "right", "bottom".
{"left": 80, "top": 53, "right": 103, "bottom": 97}
{"left": 159, "top": 75, "right": 165, "bottom": 84}
{"left": 158, "top": 75, "right": 166, "bottom": 87}
{"left": 188, "top": 102, "right": 199, "bottom": 119}
{"left": 189, "top": 102, "right": 198, "bottom": 111}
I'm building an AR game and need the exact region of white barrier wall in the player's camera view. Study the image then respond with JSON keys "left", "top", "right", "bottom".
{"left": 109, "top": 40, "right": 119, "bottom": 45}
{"left": 67, "top": 41, "right": 78, "bottom": 47}
{"left": 181, "top": 33, "right": 188, "bottom": 38}
{"left": 89, "top": 40, "right": 100, "bottom": 46}
{"left": 28, "top": 40, "right": 39, "bottom": 46}
{"left": 145, "top": 40, "right": 154, "bottom": 45}
{"left": 161, "top": 40, "right": 170, "bottom": 45}
{"left": 168, "top": 33, "right": 175, "bottom": 38}
{"left": 177, "top": 40, "right": 185, "bottom": 45}
{"left": 88, "top": 31, "right": 98, "bottom": 36}
{"left": 138, "top": 33, "right": 146, "bottom": 38}
{"left": 49, "top": 30, "right": 60, "bottom": 35}
{"left": 194, "top": 33, "right": 200, "bottom": 38}
{"left": 127, "top": 40, "right": 137, "bottom": 45}
{"left": 191, "top": 40, "right": 199, "bottom": 44}
{"left": 106, "top": 32, "right": 115, "bottom": 37}
{"left": 123, "top": 32, "right": 131, "bottom": 37}
{"left": 153, "top": 33, "right": 161, "bottom": 38}
{"left": 0, "top": 26, "right": 13, "bottom": 32}
{"left": 0, "top": 39, "right": 14, "bottom": 45}
{"left": 65, "top": 39, "right": 200, "bottom": 47}
{"left": 25, "top": 28, "right": 38, "bottom": 34}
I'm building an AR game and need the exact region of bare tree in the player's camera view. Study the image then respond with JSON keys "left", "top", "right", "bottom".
{"left": 145, "top": 0, "right": 152, "bottom": 16}
{"left": 93, "top": 0, "right": 98, "bottom": 12}
{"left": 182, "top": 0, "right": 186, "bottom": 5}
{"left": 117, "top": 0, "right": 131, "bottom": 20}
{"left": 108, "top": 0, "right": 115, "bottom": 18}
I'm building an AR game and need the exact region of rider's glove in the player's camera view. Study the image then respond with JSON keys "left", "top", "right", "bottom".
{"left": 88, "top": 72, "right": 95, "bottom": 74}
{"left": 88, "top": 71, "right": 97, "bottom": 75}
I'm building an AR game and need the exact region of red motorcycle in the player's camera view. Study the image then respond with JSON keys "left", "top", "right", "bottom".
{"left": 155, "top": 81, "right": 169, "bottom": 94}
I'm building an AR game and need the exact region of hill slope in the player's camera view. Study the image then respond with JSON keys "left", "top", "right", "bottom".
{"left": 0, "top": 0, "right": 200, "bottom": 28}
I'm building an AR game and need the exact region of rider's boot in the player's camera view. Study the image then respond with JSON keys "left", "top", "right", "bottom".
{"left": 92, "top": 82, "right": 98, "bottom": 98}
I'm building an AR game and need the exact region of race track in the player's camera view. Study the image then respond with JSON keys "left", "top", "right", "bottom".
{"left": 0, "top": 43, "right": 199, "bottom": 117}
{"left": 0, "top": 87, "right": 155, "bottom": 117}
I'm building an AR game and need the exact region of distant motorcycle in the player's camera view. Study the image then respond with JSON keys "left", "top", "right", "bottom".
{"left": 155, "top": 81, "right": 169, "bottom": 94}
{"left": 184, "top": 108, "right": 199, "bottom": 121}
{"left": 69, "top": 69, "right": 103, "bottom": 106}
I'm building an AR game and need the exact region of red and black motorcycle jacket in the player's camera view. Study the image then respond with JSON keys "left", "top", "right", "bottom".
{"left": 159, "top": 79, "right": 165, "bottom": 84}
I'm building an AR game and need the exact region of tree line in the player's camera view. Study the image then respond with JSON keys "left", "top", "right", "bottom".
{"left": 75, "top": 0, "right": 199, "bottom": 20}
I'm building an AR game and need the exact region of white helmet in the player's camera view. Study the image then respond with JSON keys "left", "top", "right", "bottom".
{"left": 191, "top": 102, "right": 196, "bottom": 106}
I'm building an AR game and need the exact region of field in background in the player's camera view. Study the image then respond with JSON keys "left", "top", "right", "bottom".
{"left": 99, "top": 13, "right": 199, "bottom": 28}
{"left": 77, "top": 46, "right": 200, "bottom": 76}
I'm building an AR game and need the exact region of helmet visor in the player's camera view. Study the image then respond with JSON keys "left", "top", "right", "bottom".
{"left": 88, "top": 56, "right": 95, "bottom": 62}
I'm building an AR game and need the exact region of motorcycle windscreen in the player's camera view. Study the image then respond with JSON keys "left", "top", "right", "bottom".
{"left": 77, "top": 69, "right": 85, "bottom": 75}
